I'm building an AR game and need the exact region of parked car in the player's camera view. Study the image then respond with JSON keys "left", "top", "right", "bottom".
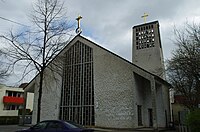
{"left": 16, "top": 120, "right": 94, "bottom": 132}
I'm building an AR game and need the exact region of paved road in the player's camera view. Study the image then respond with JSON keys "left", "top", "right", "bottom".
{"left": 0, "top": 125, "right": 177, "bottom": 132}
{"left": 0, "top": 126, "right": 108, "bottom": 132}
{"left": 0, "top": 125, "right": 108, "bottom": 132}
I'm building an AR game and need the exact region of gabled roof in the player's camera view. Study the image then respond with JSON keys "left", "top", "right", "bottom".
{"left": 24, "top": 34, "right": 171, "bottom": 90}
{"left": 79, "top": 35, "right": 171, "bottom": 87}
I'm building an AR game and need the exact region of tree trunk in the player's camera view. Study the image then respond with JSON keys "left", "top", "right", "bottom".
{"left": 37, "top": 69, "right": 44, "bottom": 123}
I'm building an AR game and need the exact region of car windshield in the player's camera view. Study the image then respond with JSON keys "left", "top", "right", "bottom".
{"left": 32, "top": 122, "right": 47, "bottom": 129}
{"left": 64, "top": 121, "right": 84, "bottom": 129}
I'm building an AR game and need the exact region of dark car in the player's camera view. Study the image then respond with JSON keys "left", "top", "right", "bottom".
{"left": 16, "top": 120, "right": 94, "bottom": 132}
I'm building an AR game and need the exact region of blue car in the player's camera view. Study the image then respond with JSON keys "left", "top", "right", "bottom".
{"left": 16, "top": 120, "right": 94, "bottom": 132}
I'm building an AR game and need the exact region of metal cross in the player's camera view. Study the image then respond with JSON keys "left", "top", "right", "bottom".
{"left": 141, "top": 13, "right": 148, "bottom": 23}
{"left": 76, "top": 15, "right": 82, "bottom": 34}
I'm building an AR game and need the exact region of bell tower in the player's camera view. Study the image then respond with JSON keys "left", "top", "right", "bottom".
{"left": 132, "top": 21, "right": 165, "bottom": 78}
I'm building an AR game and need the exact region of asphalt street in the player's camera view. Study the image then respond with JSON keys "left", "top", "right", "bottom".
{"left": 0, "top": 125, "right": 177, "bottom": 132}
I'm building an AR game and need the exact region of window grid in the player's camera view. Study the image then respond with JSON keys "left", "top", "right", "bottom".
{"left": 135, "top": 24, "right": 155, "bottom": 50}
{"left": 60, "top": 41, "right": 94, "bottom": 126}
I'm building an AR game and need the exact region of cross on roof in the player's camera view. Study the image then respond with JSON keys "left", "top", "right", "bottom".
{"left": 76, "top": 15, "right": 82, "bottom": 34}
{"left": 141, "top": 13, "right": 148, "bottom": 23}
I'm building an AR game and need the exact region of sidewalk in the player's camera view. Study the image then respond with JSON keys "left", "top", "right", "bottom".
{"left": 92, "top": 127, "right": 177, "bottom": 132}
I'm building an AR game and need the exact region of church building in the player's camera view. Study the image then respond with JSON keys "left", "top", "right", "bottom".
{"left": 24, "top": 21, "right": 171, "bottom": 129}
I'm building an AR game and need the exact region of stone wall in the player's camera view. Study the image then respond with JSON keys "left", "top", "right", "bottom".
{"left": 93, "top": 45, "right": 136, "bottom": 128}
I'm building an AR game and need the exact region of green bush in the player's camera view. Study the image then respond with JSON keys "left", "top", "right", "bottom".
{"left": 0, "top": 116, "right": 19, "bottom": 125}
{"left": 186, "top": 109, "right": 200, "bottom": 132}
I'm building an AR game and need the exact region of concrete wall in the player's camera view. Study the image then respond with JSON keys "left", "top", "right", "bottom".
{"left": 156, "top": 84, "right": 165, "bottom": 127}
{"left": 32, "top": 80, "right": 39, "bottom": 124}
{"left": 31, "top": 61, "right": 63, "bottom": 124}
{"left": 94, "top": 49, "right": 135, "bottom": 128}
{"left": 26, "top": 93, "right": 34, "bottom": 111}
{"left": 163, "top": 85, "right": 171, "bottom": 125}
{"left": 132, "top": 22, "right": 165, "bottom": 79}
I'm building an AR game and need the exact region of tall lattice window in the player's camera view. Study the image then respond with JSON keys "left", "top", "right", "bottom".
{"left": 60, "top": 41, "right": 94, "bottom": 126}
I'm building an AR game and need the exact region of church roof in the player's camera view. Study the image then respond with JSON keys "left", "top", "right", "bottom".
{"left": 24, "top": 34, "right": 171, "bottom": 90}
{"left": 133, "top": 20, "right": 159, "bottom": 28}
{"left": 78, "top": 35, "right": 171, "bottom": 87}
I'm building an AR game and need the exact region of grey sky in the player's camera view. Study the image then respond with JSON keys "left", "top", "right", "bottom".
{"left": 0, "top": 0, "right": 200, "bottom": 86}
{"left": 66, "top": 0, "right": 200, "bottom": 60}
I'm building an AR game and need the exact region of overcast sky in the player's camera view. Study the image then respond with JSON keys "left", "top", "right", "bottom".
{"left": 1, "top": 0, "right": 200, "bottom": 86}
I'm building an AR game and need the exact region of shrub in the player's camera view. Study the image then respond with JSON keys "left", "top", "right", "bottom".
{"left": 186, "top": 109, "right": 200, "bottom": 132}
{"left": 0, "top": 116, "right": 19, "bottom": 125}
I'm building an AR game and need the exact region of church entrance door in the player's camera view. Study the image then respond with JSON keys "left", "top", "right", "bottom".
{"left": 148, "top": 109, "right": 153, "bottom": 127}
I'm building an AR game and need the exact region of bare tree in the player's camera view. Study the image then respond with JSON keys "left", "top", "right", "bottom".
{"left": 0, "top": 50, "right": 10, "bottom": 81}
{"left": 0, "top": 66, "right": 9, "bottom": 81}
{"left": 166, "top": 22, "right": 200, "bottom": 110}
{"left": 0, "top": 0, "right": 73, "bottom": 122}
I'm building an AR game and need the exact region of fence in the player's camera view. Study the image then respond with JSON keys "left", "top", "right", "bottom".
{"left": 19, "top": 115, "right": 32, "bottom": 125}
{"left": 178, "top": 124, "right": 191, "bottom": 132}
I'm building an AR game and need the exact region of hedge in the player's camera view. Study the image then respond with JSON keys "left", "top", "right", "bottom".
{"left": 0, "top": 116, "right": 19, "bottom": 125}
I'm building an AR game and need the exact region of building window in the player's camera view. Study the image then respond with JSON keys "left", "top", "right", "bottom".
{"left": 135, "top": 24, "right": 155, "bottom": 50}
{"left": 8, "top": 91, "right": 12, "bottom": 96}
{"left": 4, "top": 104, "right": 22, "bottom": 110}
{"left": 6, "top": 91, "right": 23, "bottom": 97}
{"left": 60, "top": 41, "right": 94, "bottom": 126}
